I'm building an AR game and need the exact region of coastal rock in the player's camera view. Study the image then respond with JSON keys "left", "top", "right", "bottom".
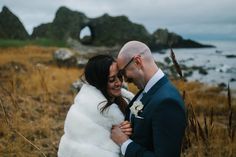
{"left": 76, "top": 57, "right": 88, "bottom": 67}
{"left": 32, "top": 6, "right": 89, "bottom": 40}
{"left": 67, "top": 38, "right": 119, "bottom": 56}
{"left": 0, "top": 6, "right": 29, "bottom": 39}
{"left": 32, "top": 8, "right": 152, "bottom": 47}
{"left": 53, "top": 48, "right": 88, "bottom": 67}
{"left": 215, "top": 64, "right": 234, "bottom": 73}
{"left": 53, "top": 48, "right": 74, "bottom": 60}
{"left": 198, "top": 68, "right": 208, "bottom": 75}
{"left": 230, "top": 78, "right": 236, "bottom": 82}
{"left": 218, "top": 83, "right": 227, "bottom": 88}
{"left": 87, "top": 13, "right": 152, "bottom": 46}
{"left": 225, "top": 54, "right": 236, "bottom": 58}
{"left": 151, "top": 28, "right": 213, "bottom": 49}
{"left": 53, "top": 48, "right": 77, "bottom": 67}
{"left": 0, "top": 5, "right": 213, "bottom": 50}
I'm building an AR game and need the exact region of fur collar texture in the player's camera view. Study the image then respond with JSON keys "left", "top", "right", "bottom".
{"left": 58, "top": 84, "right": 134, "bottom": 157}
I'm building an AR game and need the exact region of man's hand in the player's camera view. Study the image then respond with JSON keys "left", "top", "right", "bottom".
{"left": 120, "top": 121, "right": 132, "bottom": 136}
{"left": 111, "top": 125, "right": 129, "bottom": 145}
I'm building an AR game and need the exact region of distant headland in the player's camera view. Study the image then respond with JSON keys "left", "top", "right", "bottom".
{"left": 0, "top": 6, "right": 214, "bottom": 50}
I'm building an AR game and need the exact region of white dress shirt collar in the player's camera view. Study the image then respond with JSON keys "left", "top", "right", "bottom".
{"left": 143, "top": 68, "right": 165, "bottom": 93}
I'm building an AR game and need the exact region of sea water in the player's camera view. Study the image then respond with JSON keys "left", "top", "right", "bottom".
{"left": 152, "top": 40, "right": 236, "bottom": 89}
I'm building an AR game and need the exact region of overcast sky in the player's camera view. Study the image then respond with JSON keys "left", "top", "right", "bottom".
{"left": 1, "top": 0, "right": 236, "bottom": 41}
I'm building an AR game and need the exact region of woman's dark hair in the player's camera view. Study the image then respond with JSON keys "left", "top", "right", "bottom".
{"left": 84, "top": 55, "right": 127, "bottom": 115}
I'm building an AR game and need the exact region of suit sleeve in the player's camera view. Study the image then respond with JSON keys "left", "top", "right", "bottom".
{"left": 125, "top": 99, "right": 186, "bottom": 157}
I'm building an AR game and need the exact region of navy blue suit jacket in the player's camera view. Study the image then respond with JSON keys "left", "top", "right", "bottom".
{"left": 125, "top": 76, "right": 186, "bottom": 157}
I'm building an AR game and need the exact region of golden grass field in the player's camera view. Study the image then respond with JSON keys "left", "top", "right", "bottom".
{"left": 0, "top": 46, "right": 235, "bottom": 157}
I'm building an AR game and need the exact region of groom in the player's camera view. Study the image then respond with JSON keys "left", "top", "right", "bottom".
{"left": 111, "top": 41, "right": 187, "bottom": 157}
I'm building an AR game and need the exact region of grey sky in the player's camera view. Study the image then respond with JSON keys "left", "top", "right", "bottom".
{"left": 0, "top": 0, "right": 235, "bottom": 40}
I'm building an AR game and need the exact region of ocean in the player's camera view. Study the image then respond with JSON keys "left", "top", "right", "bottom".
{"left": 152, "top": 40, "right": 236, "bottom": 89}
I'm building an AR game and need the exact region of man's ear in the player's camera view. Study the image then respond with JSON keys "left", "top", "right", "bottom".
{"left": 134, "top": 56, "right": 143, "bottom": 68}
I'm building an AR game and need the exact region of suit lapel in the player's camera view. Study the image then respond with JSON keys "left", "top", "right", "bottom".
{"left": 125, "top": 89, "right": 144, "bottom": 120}
{"left": 140, "top": 76, "right": 168, "bottom": 108}
{"left": 125, "top": 76, "right": 169, "bottom": 120}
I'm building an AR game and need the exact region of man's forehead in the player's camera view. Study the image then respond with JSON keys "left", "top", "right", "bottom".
{"left": 118, "top": 53, "right": 130, "bottom": 62}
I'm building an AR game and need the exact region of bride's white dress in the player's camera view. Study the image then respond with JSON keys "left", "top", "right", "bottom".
{"left": 58, "top": 84, "right": 134, "bottom": 157}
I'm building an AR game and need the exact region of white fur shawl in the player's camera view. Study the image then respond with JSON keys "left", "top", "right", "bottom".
{"left": 58, "top": 84, "right": 134, "bottom": 157}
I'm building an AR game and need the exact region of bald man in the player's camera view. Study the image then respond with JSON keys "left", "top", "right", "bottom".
{"left": 111, "top": 41, "right": 186, "bottom": 157}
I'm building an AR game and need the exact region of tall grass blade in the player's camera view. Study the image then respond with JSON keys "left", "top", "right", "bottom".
{"left": 170, "top": 48, "right": 183, "bottom": 78}
{"left": 227, "top": 83, "right": 231, "bottom": 109}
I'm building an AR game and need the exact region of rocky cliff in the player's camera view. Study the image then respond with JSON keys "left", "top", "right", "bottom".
{"left": 151, "top": 28, "right": 213, "bottom": 49}
{"left": 1, "top": 6, "right": 213, "bottom": 49}
{"left": 32, "top": 7, "right": 152, "bottom": 47}
{"left": 32, "top": 6, "right": 89, "bottom": 40}
{"left": 31, "top": 6, "right": 212, "bottom": 48}
{"left": 0, "top": 6, "right": 29, "bottom": 39}
{"left": 87, "top": 13, "right": 152, "bottom": 46}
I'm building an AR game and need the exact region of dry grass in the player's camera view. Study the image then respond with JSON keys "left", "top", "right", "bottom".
{"left": 0, "top": 46, "right": 83, "bottom": 157}
{"left": 170, "top": 49, "right": 236, "bottom": 157}
{"left": 0, "top": 46, "right": 235, "bottom": 157}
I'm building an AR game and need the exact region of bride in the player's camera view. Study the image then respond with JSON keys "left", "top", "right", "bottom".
{"left": 58, "top": 55, "right": 134, "bottom": 157}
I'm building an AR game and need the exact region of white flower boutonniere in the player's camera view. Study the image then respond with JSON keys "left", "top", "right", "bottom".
{"left": 130, "top": 100, "right": 144, "bottom": 119}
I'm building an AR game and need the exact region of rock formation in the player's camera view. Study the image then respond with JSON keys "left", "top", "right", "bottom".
{"left": 0, "top": 6, "right": 29, "bottom": 39}
{"left": 151, "top": 28, "right": 213, "bottom": 49}
{"left": 1, "top": 6, "right": 213, "bottom": 49}
{"left": 32, "top": 6, "right": 89, "bottom": 40}
{"left": 87, "top": 13, "right": 152, "bottom": 46}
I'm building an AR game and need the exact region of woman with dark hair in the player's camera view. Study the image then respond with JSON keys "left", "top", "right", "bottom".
{"left": 58, "top": 55, "right": 134, "bottom": 157}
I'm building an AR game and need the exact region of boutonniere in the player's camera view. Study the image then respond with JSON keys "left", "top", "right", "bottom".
{"left": 130, "top": 100, "right": 144, "bottom": 119}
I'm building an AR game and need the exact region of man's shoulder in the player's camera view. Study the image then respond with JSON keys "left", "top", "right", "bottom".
{"left": 148, "top": 81, "right": 185, "bottom": 108}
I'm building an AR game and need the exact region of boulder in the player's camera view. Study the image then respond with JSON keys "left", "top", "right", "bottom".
{"left": 53, "top": 48, "right": 89, "bottom": 67}
{"left": 76, "top": 57, "right": 88, "bottom": 67}
{"left": 53, "top": 48, "right": 77, "bottom": 67}
{"left": 53, "top": 48, "right": 74, "bottom": 60}
{"left": 225, "top": 55, "right": 236, "bottom": 58}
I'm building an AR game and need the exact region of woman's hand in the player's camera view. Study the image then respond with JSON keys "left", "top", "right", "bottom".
{"left": 119, "top": 121, "right": 132, "bottom": 136}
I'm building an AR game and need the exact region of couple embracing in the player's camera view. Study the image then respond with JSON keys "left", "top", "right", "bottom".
{"left": 58, "top": 41, "right": 187, "bottom": 157}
